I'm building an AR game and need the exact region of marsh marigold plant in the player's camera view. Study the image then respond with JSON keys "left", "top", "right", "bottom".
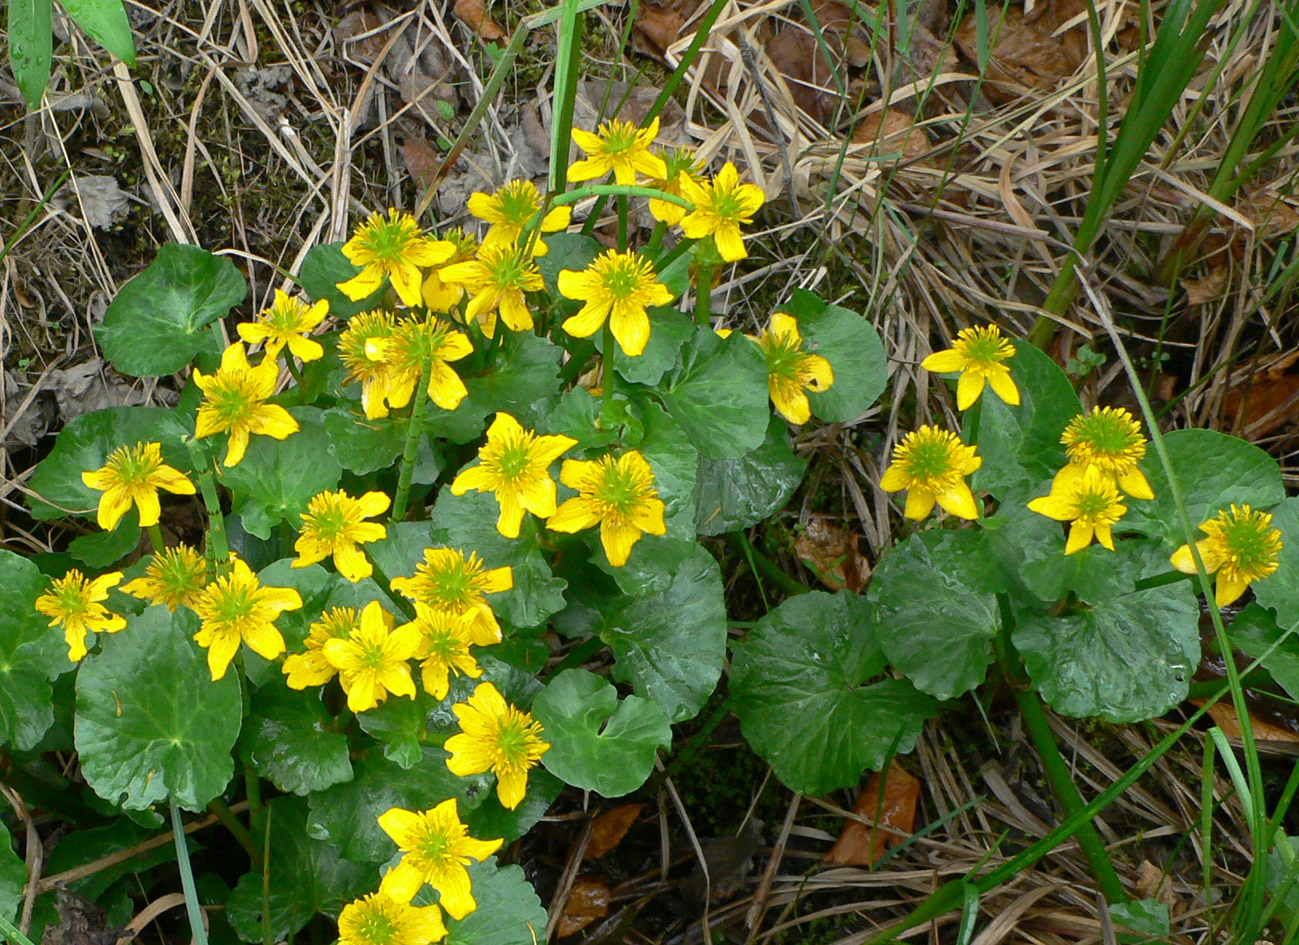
{"left": 1171, "top": 504, "right": 1283, "bottom": 606}
{"left": 81, "top": 440, "right": 195, "bottom": 531}
{"left": 445, "top": 681, "right": 549, "bottom": 810}
{"left": 35, "top": 570, "right": 126, "bottom": 662}
{"left": 880, "top": 426, "right": 982, "bottom": 521}
{"left": 921, "top": 324, "right": 1019, "bottom": 411}
{"left": 377, "top": 800, "right": 503, "bottom": 918}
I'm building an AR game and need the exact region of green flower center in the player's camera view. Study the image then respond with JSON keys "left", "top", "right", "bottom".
{"left": 494, "top": 714, "right": 535, "bottom": 768}
{"left": 1074, "top": 490, "right": 1116, "bottom": 520}
{"left": 599, "top": 122, "right": 640, "bottom": 155}
{"left": 763, "top": 333, "right": 805, "bottom": 380}
{"left": 107, "top": 444, "right": 158, "bottom": 484}
{"left": 497, "top": 438, "right": 534, "bottom": 480}
{"left": 486, "top": 250, "right": 527, "bottom": 288}
{"left": 497, "top": 183, "right": 539, "bottom": 225}
{"left": 362, "top": 218, "right": 416, "bottom": 262}
{"left": 710, "top": 185, "right": 747, "bottom": 221}
{"left": 598, "top": 463, "right": 641, "bottom": 512}
{"left": 57, "top": 584, "right": 91, "bottom": 616}
{"left": 903, "top": 437, "right": 959, "bottom": 481}
{"left": 213, "top": 582, "right": 255, "bottom": 622}
{"left": 1219, "top": 514, "right": 1280, "bottom": 574}
{"left": 311, "top": 506, "right": 348, "bottom": 540}
{"left": 955, "top": 329, "right": 1009, "bottom": 365}
{"left": 598, "top": 259, "right": 646, "bottom": 299}
{"left": 358, "top": 910, "right": 398, "bottom": 945}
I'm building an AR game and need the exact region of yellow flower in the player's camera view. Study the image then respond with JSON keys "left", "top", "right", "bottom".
{"left": 1171, "top": 504, "right": 1283, "bottom": 607}
{"left": 383, "top": 317, "right": 474, "bottom": 412}
{"left": 920, "top": 324, "right": 1019, "bottom": 411}
{"left": 337, "top": 892, "right": 447, "bottom": 945}
{"left": 321, "top": 600, "right": 420, "bottom": 713}
{"left": 194, "top": 343, "right": 300, "bottom": 468}
{"left": 121, "top": 544, "right": 207, "bottom": 611}
{"left": 1057, "top": 406, "right": 1153, "bottom": 500}
{"left": 1027, "top": 464, "right": 1127, "bottom": 555}
{"left": 445, "top": 681, "right": 549, "bottom": 810}
{"left": 81, "top": 441, "right": 196, "bottom": 531}
{"left": 645, "top": 148, "right": 705, "bottom": 225}
{"left": 338, "top": 311, "right": 400, "bottom": 420}
{"left": 422, "top": 230, "right": 480, "bottom": 314}
{"left": 754, "top": 313, "right": 834, "bottom": 424}
{"left": 548, "top": 451, "right": 666, "bottom": 566}
{"left": 282, "top": 606, "right": 362, "bottom": 689}
{"left": 35, "top": 570, "right": 126, "bottom": 662}
{"left": 557, "top": 249, "right": 675, "bottom": 357}
{"left": 438, "top": 243, "right": 543, "bottom": 338}
{"left": 678, "top": 162, "right": 765, "bottom": 262}
{"left": 880, "top": 426, "right": 982, "bottom": 521}
{"left": 294, "top": 490, "right": 390, "bottom": 582}
{"left": 567, "top": 116, "right": 668, "bottom": 186}
{"left": 467, "top": 179, "right": 571, "bottom": 254}
{"left": 192, "top": 557, "right": 302, "bottom": 681}
{"left": 377, "top": 800, "right": 503, "bottom": 918}
{"left": 389, "top": 548, "right": 512, "bottom": 645}
{"left": 339, "top": 209, "right": 455, "bottom": 308}
{"left": 450, "top": 412, "right": 577, "bottom": 538}
{"left": 399, "top": 604, "right": 483, "bottom": 700}
{"left": 236, "top": 289, "right": 330, "bottom": 362}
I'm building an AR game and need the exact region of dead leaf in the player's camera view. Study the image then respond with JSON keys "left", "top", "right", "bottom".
{"left": 852, "top": 110, "right": 930, "bottom": 166}
{"left": 826, "top": 761, "right": 921, "bottom": 865}
{"left": 795, "top": 519, "right": 868, "bottom": 593}
{"left": 402, "top": 137, "right": 441, "bottom": 190}
{"left": 58, "top": 175, "right": 130, "bottom": 230}
{"left": 633, "top": 0, "right": 700, "bottom": 59}
{"left": 1239, "top": 191, "right": 1299, "bottom": 240}
{"left": 334, "top": 9, "right": 389, "bottom": 66}
{"left": 954, "top": 3, "right": 1085, "bottom": 103}
{"left": 1197, "top": 700, "right": 1299, "bottom": 743}
{"left": 767, "top": 26, "right": 842, "bottom": 126}
{"left": 454, "top": 0, "right": 505, "bottom": 41}
{"left": 587, "top": 803, "right": 643, "bottom": 858}
{"left": 1182, "top": 267, "right": 1228, "bottom": 305}
{"left": 1223, "top": 372, "right": 1299, "bottom": 438}
{"left": 1135, "top": 860, "right": 1180, "bottom": 915}
{"left": 556, "top": 876, "right": 611, "bottom": 937}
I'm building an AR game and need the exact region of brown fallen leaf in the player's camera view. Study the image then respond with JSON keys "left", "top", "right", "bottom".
{"left": 826, "top": 761, "right": 921, "bottom": 865}
{"left": 334, "top": 9, "right": 389, "bottom": 66}
{"left": 453, "top": 0, "right": 505, "bottom": 41}
{"left": 587, "top": 803, "right": 643, "bottom": 858}
{"left": 556, "top": 876, "right": 611, "bottom": 937}
{"left": 795, "top": 518, "right": 868, "bottom": 593}
{"left": 402, "top": 137, "right": 441, "bottom": 190}
{"left": 852, "top": 110, "right": 930, "bottom": 166}
{"left": 634, "top": 1, "right": 688, "bottom": 59}
{"left": 1135, "top": 860, "right": 1180, "bottom": 915}
{"left": 953, "top": 2, "right": 1085, "bottom": 103}
{"left": 1182, "top": 266, "right": 1229, "bottom": 306}
{"left": 1239, "top": 190, "right": 1299, "bottom": 240}
{"left": 1196, "top": 700, "right": 1299, "bottom": 743}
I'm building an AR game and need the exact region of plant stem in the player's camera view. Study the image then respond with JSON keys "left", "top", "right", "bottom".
{"left": 725, "top": 532, "right": 808, "bottom": 597}
{"left": 601, "top": 320, "right": 616, "bottom": 409}
{"left": 147, "top": 523, "right": 165, "bottom": 553}
{"left": 646, "top": 220, "right": 668, "bottom": 253}
{"left": 0, "top": 913, "right": 37, "bottom": 945}
{"left": 694, "top": 266, "right": 714, "bottom": 327}
{"left": 171, "top": 804, "right": 210, "bottom": 945}
{"left": 284, "top": 357, "right": 305, "bottom": 391}
{"left": 208, "top": 797, "right": 260, "bottom": 868}
{"left": 243, "top": 765, "right": 263, "bottom": 814}
{"left": 391, "top": 367, "right": 429, "bottom": 523}
{"left": 1016, "top": 689, "right": 1127, "bottom": 904}
{"left": 617, "top": 194, "right": 628, "bottom": 250}
{"left": 186, "top": 440, "right": 230, "bottom": 570}
{"left": 364, "top": 551, "right": 416, "bottom": 620}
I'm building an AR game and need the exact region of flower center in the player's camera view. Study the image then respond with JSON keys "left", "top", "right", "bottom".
{"left": 903, "top": 438, "right": 959, "bottom": 484}
{"left": 213, "top": 581, "right": 255, "bottom": 622}
{"left": 1218, "top": 510, "right": 1282, "bottom": 577}
{"left": 710, "top": 185, "right": 747, "bottom": 221}
{"left": 312, "top": 505, "right": 349, "bottom": 540}
{"left": 598, "top": 259, "right": 644, "bottom": 299}
{"left": 1073, "top": 489, "right": 1117, "bottom": 522}
{"left": 598, "top": 462, "right": 641, "bottom": 514}
{"left": 599, "top": 121, "right": 640, "bottom": 156}
{"left": 359, "top": 909, "right": 398, "bottom": 945}
{"left": 955, "top": 328, "right": 1009, "bottom": 365}
{"left": 486, "top": 249, "right": 526, "bottom": 288}
{"left": 763, "top": 333, "right": 805, "bottom": 380}
{"left": 496, "top": 437, "right": 535, "bottom": 480}
{"left": 498, "top": 183, "right": 539, "bottom": 226}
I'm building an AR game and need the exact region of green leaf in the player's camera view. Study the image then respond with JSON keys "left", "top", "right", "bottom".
{"left": 540, "top": 388, "right": 621, "bottom": 453}
{"left": 356, "top": 689, "right": 438, "bottom": 769}
{"left": 596, "top": 308, "right": 695, "bottom": 387}
{"left": 0, "top": 826, "right": 23, "bottom": 924}
{"left": 238, "top": 685, "right": 352, "bottom": 795}
{"left": 242, "top": 560, "right": 346, "bottom": 687}
{"left": 322, "top": 406, "right": 408, "bottom": 475}
{"left": 1227, "top": 603, "right": 1299, "bottom": 701}
{"left": 95, "top": 244, "right": 245, "bottom": 377}
{"left": 223, "top": 411, "right": 342, "bottom": 540}
{"left": 1109, "top": 900, "right": 1170, "bottom": 939}
{"left": 969, "top": 341, "right": 1080, "bottom": 498}
{"left": 787, "top": 290, "right": 887, "bottom": 422}
{"left": 695, "top": 415, "right": 806, "bottom": 536}
{"left": 1013, "top": 581, "right": 1200, "bottom": 722}
{"left": 1016, "top": 521, "right": 1156, "bottom": 604}
{"left": 599, "top": 542, "right": 727, "bottom": 722}
{"left": 27, "top": 406, "right": 191, "bottom": 521}
{"left": 426, "top": 490, "right": 568, "bottom": 630}
{"left": 0, "top": 550, "right": 73, "bottom": 750}
{"left": 60, "top": 0, "right": 136, "bottom": 66}
{"left": 871, "top": 530, "right": 1001, "bottom": 701}
{"left": 296, "top": 242, "right": 384, "bottom": 318}
{"left": 227, "top": 796, "right": 374, "bottom": 943}
{"left": 456, "top": 331, "right": 565, "bottom": 434}
{"left": 8, "top": 0, "right": 53, "bottom": 107}
{"left": 307, "top": 749, "right": 471, "bottom": 863}
{"left": 537, "top": 233, "right": 602, "bottom": 297}
{"left": 1123, "top": 429, "right": 1285, "bottom": 545}
{"left": 1234, "top": 496, "right": 1298, "bottom": 629}
{"left": 532, "top": 669, "right": 671, "bottom": 797}
{"left": 658, "top": 329, "right": 768, "bottom": 460}
{"left": 42, "top": 821, "right": 179, "bottom": 901}
{"left": 75, "top": 606, "right": 242, "bottom": 810}
{"left": 632, "top": 401, "right": 699, "bottom": 541}
{"left": 731, "top": 591, "right": 938, "bottom": 795}
{"left": 464, "top": 768, "right": 562, "bottom": 843}
{"left": 68, "top": 510, "right": 141, "bottom": 568}
{"left": 443, "top": 858, "right": 547, "bottom": 945}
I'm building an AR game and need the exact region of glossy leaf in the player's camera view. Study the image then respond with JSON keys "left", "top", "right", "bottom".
{"left": 633, "top": 402, "right": 699, "bottom": 541}
{"left": 695, "top": 415, "right": 806, "bottom": 536}
{"left": 0, "top": 550, "right": 72, "bottom": 750}
{"left": 1228, "top": 603, "right": 1299, "bottom": 701}
{"left": 0, "top": 832, "right": 21, "bottom": 924}
{"left": 443, "top": 858, "right": 547, "bottom": 945}
{"left": 8, "top": 0, "right": 53, "bottom": 107}
{"left": 787, "top": 289, "right": 887, "bottom": 422}
{"left": 658, "top": 330, "right": 768, "bottom": 460}
{"left": 296, "top": 242, "right": 384, "bottom": 318}
{"left": 61, "top": 0, "right": 136, "bottom": 66}
{"left": 223, "top": 411, "right": 342, "bottom": 540}
{"left": 238, "top": 685, "right": 352, "bottom": 795}
{"left": 1243, "top": 496, "right": 1299, "bottom": 630}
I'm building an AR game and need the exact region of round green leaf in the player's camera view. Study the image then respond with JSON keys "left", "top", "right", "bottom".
{"left": 238, "top": 685, "right": 352, "bottom": 796}
{"left": 1013, "top": 581, "right": 1199, "bottom": 722}
{"left": 695, "top": 415, "right": 806, "bottom": 536}
{"left": 443, "top": 859, "right": 547, "bottom": 945}
{"left": 1123, "top": 429, "right": 1284, "bottom": 545}
{"left": 27, "top": 406, "right": 191, "bottom": 521}
{"left": 227, "top": 796, "right": 373, "bottom": 943}
{"left": 871, "top": 530, "right": 1001, "bottom": 701}
{"left": 296, "top": 242, "right": 385, "bottom": 318}
{"left": 0, "top": 830, "right": 21, "bottom": 924}
{"left": 1253, "top": 497, "right": 1299, "bottom": 630}
{"left": 537, "top": 233, "right": 602, "bottom": 299}
{"left": 1227, "top": 603, "right": 1299, "bottom": 700}
{"left": 95, "top": 244, "right": 245, "bottom": 377}
{"left": 356, "top": 690, "right": 438, "bottom": 770}
{"left": 968, "top": 341, "right": 1081, "bottom": 499}
{"left": 731, "top": 591, "right": 938, "bottom": 795}
{"left": 786, "top": 290, "right": 887, "bottom": 423}
{"left": 75, "top": 606, "right": 242, "bottom": 810}
{"left": 540, "top": 388, "right": 621, "bottom": 453}
{"left": 633, "top": 402, "right": 699, "bottom": 541}
{"left": 599, "top": 542, "right": 727, "bottom": 722}
{"left": 222, "top": 410, "right": 342, "bottom": 540}
{"left": 0, "top": 550, "right": 70, "bottom": 750}
{"left": 464, "top": 768, "right": 562, "bottom": 843}
{"left": 658, "top": 330, "right": 768, "bottom": 460}
{"left": 322, "top": 406, "right": 408, "bottom": 476}
{"left": 456, "top": 331, "right": 565, "bottom": 434}
{"left": 532, "top": 669, "right": 672, "bottom": 797}
{"left": 597, "top": 307, "right": 695, "bottom": 387}
{"left": 68, "top": 509, "right": 142, "bottom": 568}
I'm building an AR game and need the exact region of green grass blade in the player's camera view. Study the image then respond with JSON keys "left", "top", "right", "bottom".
{"left": 549, "top": 0, "right": 584, "bottom": 194}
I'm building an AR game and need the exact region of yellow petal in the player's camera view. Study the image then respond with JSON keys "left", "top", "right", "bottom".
{"left": 1118, "top": 466, "right": 1155, "bottom": 501}
{"left": 97, "top": 486, "right": 133, "bottom": 531}
{"left": 547, "top": 497, "right": 602, "bottom": 534}
{"left": 496, "top": 767, "right": 529, "bottom": 810}
{"left": 601, "top": 520, "right": 642, "bottom": 567}
{"left": 903, "top": 488, "right": 936, "bottom": 520}
{"left": 338, "top": 268, "right": 384, "bottom": 302}
{"left": 713, "top": 226, "right": 747, "bottom": 262}
{"left": 956, "top": 371, "right": 986, "bottom": 411}
{"left": 986, "top": 367, "right": 1020, "bottom": 406}
{"left": 1169, "top": 543, "right": 1198, "bottom": 574}
{"left": 435, "top": 863, "right": 477, "bottom": 921}
{"left": 1216, "top": 573, "right": 1249, "bottom": 607}
{"left": 920, "top": 348, "right": 966, "bottom": 373}
{"left": 378, "top": 859, "right": 425, "bottom": 904}
{"left": 1064, "top": 522, "right": 1094, "bottom": 555}
{"left": 936, "top": 482, "right": 979, "bottom": 520}
{"left": 878, "top": 463, "right": 908, "bottom": 493}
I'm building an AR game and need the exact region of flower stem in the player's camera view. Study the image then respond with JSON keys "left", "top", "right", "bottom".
{"left": 646, "top": 220, "right": 668, "bottom": 253}
{"left": 617, "top": 194, "right": 629, "bottom": 250}
{"left": 147, "top": 523, "right": 165, "bottom": 554}
{"left": 284, "top": 357, "right": 305, "bottom": 391}
{"left": 602, "top": 318, "right": 616, "bottom": 409}
{"left": 694, "top": 266, "right": 714, "bottom": 327}
{"left": 391, "top": 367, "right": 429, "bottom": 523}
{"left": 1015, "top": 688, "right": 1128, "bottom": 904}
{"left": 207, "top": 796, "right": 260, "bottom": 868}
{"left": 186, "top": 440, "right": 230, "bottom": 571}
{"left": 363, "top": 550, "right": 416, "bottom": 620}
{"left": 171, "top": 804, "right": 211, "bottom": 945}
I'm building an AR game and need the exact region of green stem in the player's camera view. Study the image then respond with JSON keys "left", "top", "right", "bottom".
{"left": 391, "top": 367, "right": 429, "bottom": 523}
{"left": 171, "top": 804, "right": 210, "bottom": 945}
{"left": 617, "top": 194, "right": 628, "bottom": 250}
{"left": 0, "top": 913, "right": 37, "bottom": 945}
{"left": 694, "top": 266, "right": 714, "bottom": 327}
{"left": 364, "top": 551, "right": 417, "bottom": 620}
{"left": 601, "top": 320, "right": 616, "bottom": 409}
{"left": 243, "top": 766, "right": 263, "bottom": 814}
{"left": 725, "top": 532, "right": 808, "bottom": 597}
{"left": 1016, "top": 689, "right": 1127, "bottom": 903}
{"left": 186, "top": 440, "right": 230, "bottom": 570}
{"left": 147, "top": 523, "right": 165, "bottom": 554}
{"left": 284, "top": 357, "right": 305, "bottom": 391}
{"left": 260, "top": 804, "right": 273, "bottom": 945}
{"left": 646, "top": 220, "right": 668, "bottom": 253}
{"left": 207, "top": 797, "right": 260, "bottom": 868}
